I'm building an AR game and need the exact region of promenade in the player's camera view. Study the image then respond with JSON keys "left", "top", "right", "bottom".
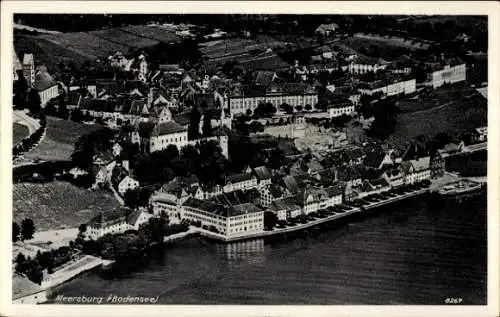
{"left": 198, "top": 186, "right": 431, "bottom": 243}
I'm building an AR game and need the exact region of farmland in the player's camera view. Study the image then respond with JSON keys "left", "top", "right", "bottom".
{"left": 89, "top": 28, "right": 159, "bottom": 48}
{"left": 13, "top": 123, "right": 30, "bottom": 145}
{"left": 24, "top": 117, "right": 102, "bottom": 162}
{"left": 387, "top": 92, "right": 487, "bottom": 150}
{"left": 13, "top": 181, "right": 119, "bottom": 231}
{"left": 120, "top": 25, "right": 179, "bottom": 43}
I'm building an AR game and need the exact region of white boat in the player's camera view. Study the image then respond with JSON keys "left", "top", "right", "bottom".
{"left": 437, "top": 180, "right": 483, "bottom": 196}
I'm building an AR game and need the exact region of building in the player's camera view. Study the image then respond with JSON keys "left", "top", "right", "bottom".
{"left": 224, "top": 83, "right": 318, "bottom": 115}
{"left": 382, "top": 167, "right": 405, "bottom": 187}
{"left": 437, "top": 141, "right": 465, "bottom": 158}
{"left": 117, "top": 175, "right": 139, "bottom": 196}
{"left": 87, "top": 207, "right": 132, "bottom": 240}
{"left": 134, "top": 121, "right": 189, "bottom": 153}
{"left": 22, "top": 53, "right": 35, "bottom": 87}
{"left": 315, "top": 23, "right": 339, "bottom": 36}
{"left": 430, "top": 151, "right": 446, "bottom": 179}
{"left": 341, "top": 56, "right": 389, "bottom": 75}
{"left": 127, "top": 210, "right": 154, "bottom": 230}
{"left": 181, "top": 197, "right": 264, "bottom": 237}
{"left": 33, "top": 70, "right": 59, "bottom": 107}
{"left": 425, "top": 58, "right": 466, "bottom": 89}
{"left": 472, "top": 127, "right": 487, "bottom": 143}
{"left": 327, "top": 98, "right": 355, "bottom": 118}
{"left": 13, "top": 48, "right": 22, "bottom": 81}
{"left": 13, "top": 274, "right": 47, "bottom": 304}
{"left": 259, "top": 184, "right": 285, "bottom": 207}
{"left": 358, "top": 76, "right": 416, "bottom": 97}
{"left": 224, "top": 173, "right": 258, "bottom": 193}
{"left": 402, "top": 156, "right": 431, "bottom": 184}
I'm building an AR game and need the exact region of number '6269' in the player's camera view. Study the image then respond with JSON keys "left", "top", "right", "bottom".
{"left": 445, "top": 298, "right": 463, "bottom": 304}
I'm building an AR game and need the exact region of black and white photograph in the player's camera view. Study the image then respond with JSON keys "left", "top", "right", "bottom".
{"left": 1, "top": 1, "right": 499, "bottom": 317}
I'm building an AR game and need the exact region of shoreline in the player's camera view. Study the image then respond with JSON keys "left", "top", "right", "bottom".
{"left": 197, "top": 186, "right": 431, "bottom": 243}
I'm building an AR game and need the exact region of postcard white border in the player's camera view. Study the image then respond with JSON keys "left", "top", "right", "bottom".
{"left": 1, "top": 1, "right": 499, "bottom": 317}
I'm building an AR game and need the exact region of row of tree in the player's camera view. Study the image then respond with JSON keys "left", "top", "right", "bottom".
{"left": 12, "top": 114, "right": 46, "bottom": 157}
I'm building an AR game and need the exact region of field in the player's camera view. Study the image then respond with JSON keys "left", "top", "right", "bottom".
{"left": 387, "top": 92, "right": 487, "bottom": 150}
{"left": 121, "top": 25, "right": 179, "bottom": 43}
{"left": 24, "top": 117, "right": 102, "bottom": 162}
{"left": 13, "top": 181, "right": 120, "bottom": 231}
{"left": 14, "top": 35, "right": 92, "bottom": 72}
{"left": 398, "top": 84, "right": 476, "bottom": 114}
{"left": 89, "top": 28, "right": 159, "bottom": 48}
{"left": 13, "top": 123, "right": 30, "bottom": 145}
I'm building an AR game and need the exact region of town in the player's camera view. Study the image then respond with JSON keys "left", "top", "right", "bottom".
{"left": 11, "top": 14, "right": 488, "bottom": 304}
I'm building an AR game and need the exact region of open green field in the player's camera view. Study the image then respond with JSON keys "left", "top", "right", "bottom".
{"left": 120, "top": 25, "right": 179, "bottom": 43}
{"left": 24, "top": 117, "right": 102, "bottom": 162}
{"left": 13, "top": 181, "right": 119, "bottom": 231}
{"left": 89, "top": 28, "right": 159, "bottom": 48}
{"left": 13, "top": 123, "right": 30, "bottom": 145}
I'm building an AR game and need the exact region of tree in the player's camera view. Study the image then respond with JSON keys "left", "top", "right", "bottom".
{"left": 202, "top": 112, "right": 212, "bottom": 137}
{"left": 21, "top": 218, "right": 35, "bottom": 241}
{"left": 295, "top": 105, "right": 303, "bottom": 112}
{"left": 280, "top": 103, "right": 293, "bottom": 114}
{"left": 264, "top": 211, "right": 278, "bottom": 230}
{"left": 188, "top": 105, "right": 201, "bottom": 140}
{"left": 16, "top": 253, "right": 26, "bottom": 266}
{"left": 304, "top": 104, "right": 312, "bottom": 111}
{"left": 79, "top": 223, "right": 87, "bottom": 233}
{"left": 13, "top": 222, "right": 20, "bottom": 242}
{"left": 27, "top": 89, "right": 42, "bottom": 115}
{"left": 246, "top": 109, "right": 253, "bottom": 117}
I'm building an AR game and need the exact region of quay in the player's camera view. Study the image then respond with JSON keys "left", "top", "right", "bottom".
{"left": 197, "top": 187, "right": 431, "bottom": 243}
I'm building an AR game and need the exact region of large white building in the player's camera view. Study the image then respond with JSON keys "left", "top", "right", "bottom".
{"left": 358, "top": 77, "right": 416, "bottom": 97}
{"left": 327, "top": 98, "right": 356, "bottom": 118}
{"left": 425, "top": 58, "right": 466, "bottom": 88}
{"left": 402, "top": 156, "right": 431, "bottom": 184}
{"left": 181, "top": 197, "right": 264, "bottom": 237}
{"left": 87, "top": 208, "right": 133, "bottom": 240}
{"left": 224, "top": 83, "right": 318, "bottom": 115}
{"left": 33, "top": 70, "right": 59, "bottom": 107}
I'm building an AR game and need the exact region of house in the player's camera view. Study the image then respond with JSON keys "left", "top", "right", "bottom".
{"left": 112, "top": 143, "right": 123, "bottom": 157}
{"left": 324, "top": 184, "right": 344, "bottom": 207}
{"left": 134, "top": 121, "right": 189, "bottom": 153}
{"left": 363, "top": 148, "right": 394, "bottom": 170}
{"left": 358, "top": 76, "right": 416, "bottom": 97}
{"left": 268, "top": 196, "right": 302, "bottom": 220}
{"left": 382, "top": 166, "right": 405, "bottom": 187}
{"left": 12, "top": 274, "right": 47, "bottom": 304}
{"left": 472, "top": 127, "right": 487, "bottom": 143}
{"left": 402, "top": 156, "right": 431, "bottom": 184}
{"left": 118, "top": 175, "right": 139, "bottom": 196}
{"left": 33, "top": 70, "right": 59, "bottom": 107}
{"left": 430, "top": 150, "right": 446, "bottom": 179}
{"left": 87, "top": 207, "right": 132, "bottom": 240}
{"left": 259, "top": 184, "right": 285, "bottom": 207}
{"left": 341, "top": 56, "right": 389, "bottom": 75}
{"left": 224, "top": 173, "right": 258, "bottom": 193}
{"left": 315, "top": 23, "right": 339, "bottom": 36}
{"left": 127, "top": 210, "right": 154, "bottom": 230}
{"left": 249, "top": 166, "right": 273, "bottom": 187}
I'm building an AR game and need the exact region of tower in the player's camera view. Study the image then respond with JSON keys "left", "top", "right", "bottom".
{"left": 22, "top": 53, "right": 35, "bottom": 87}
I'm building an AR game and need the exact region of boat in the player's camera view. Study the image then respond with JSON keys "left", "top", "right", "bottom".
{"left": 437, "top": 180, "right": 483, "bottom": 196}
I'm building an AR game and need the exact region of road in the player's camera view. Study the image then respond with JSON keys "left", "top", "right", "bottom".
{"left": 13, "top": 110, "right": 40, "bottom": 134}
{"left": 465, "top": 142, "right": 487, "bottom": 152}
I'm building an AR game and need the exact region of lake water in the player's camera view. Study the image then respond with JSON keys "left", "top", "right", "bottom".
{"left": 48, "top": 193, "right": 487, "bottom": 305}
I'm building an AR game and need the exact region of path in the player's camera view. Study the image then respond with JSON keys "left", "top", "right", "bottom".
{"left": 13, "top": 110, "right": 40, "bottom": 134}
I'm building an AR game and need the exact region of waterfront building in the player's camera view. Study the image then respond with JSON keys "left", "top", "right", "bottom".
{"left": 382, "top": 167, "right": 405, "bottom": 187}
{"left": 259, "top": 184, "right": 285, "bottom": 208}
{"left": 430, "top": 151, "right": 446, "bottom": 179}
{"left": 402, "top": 156, "right": 431, "bottom": 184}
{"left": 268, "top": 196, "right": 302, "bottom": 220}
{"left": 181, "top": 198, "right": 264, "bottom": 237}
{"left": 87, "top": 207, "right": 132, "bottom": 240}
{"left": 224, "top": 83, "right": 318, "bottom": 115}
{"left": 13, "top": 274, "right": 47, "bottom": 304}
{"left": 424, "top": 57, "right": 466, "bottom": 89}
